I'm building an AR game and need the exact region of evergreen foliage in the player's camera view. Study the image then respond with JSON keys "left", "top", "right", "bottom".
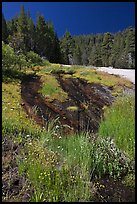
{"left": 2, "top": 13, "right": 8, "bottom": 43}
{"left": 2, "top": 5, "right": 135, "bottom": 68}
{"left": 3, "top": 6, "right": 61, "bottom": 63}
{"left": 71, "top": 28, "right": 135, "bottom": 68}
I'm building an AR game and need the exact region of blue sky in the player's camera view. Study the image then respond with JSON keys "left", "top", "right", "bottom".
{"left": 2, "top": 2, "right": 135, "bottom": 38}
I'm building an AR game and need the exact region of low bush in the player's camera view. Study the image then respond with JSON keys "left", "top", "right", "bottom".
{"left": 90, "top": 136, "right": 131, "bottom": 179}
{"left": 26, "top": 51, "right": 43, "bottom": 67}
{"left": 2, "top": 41, "right": 17, "bottom": 71}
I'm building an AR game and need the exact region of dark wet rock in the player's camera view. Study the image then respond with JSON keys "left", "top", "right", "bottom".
{"left": 21, "top": 74, "right": 115, "bottom": 134}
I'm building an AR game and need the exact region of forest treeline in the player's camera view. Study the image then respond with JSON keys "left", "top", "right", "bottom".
{"left": 2, "top": 5, "right": 135, "bottom": 68}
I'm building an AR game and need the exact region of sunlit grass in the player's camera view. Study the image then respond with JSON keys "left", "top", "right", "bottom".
{"left": 17, "top": 128, "right": 132, "bottom": 202}
{"left": 2, "top": 81, "right": 41, "bottom": 136}
{"left": 72, "top": 67, "right": 132, "bottom": 95}
{"left": 99, "top": 95, "right": 135, "bottom": 160}
{"left": 17, "top": 132, "right": 92, "bottom": 202}
{"left": 36, "top": 65, "right": 132, "bottom": 97}
{"left": 67, "top": 106, "right": 78, "bottom": 111}
{"left": 39, "top": 74, "right": 68, "bottom": 102}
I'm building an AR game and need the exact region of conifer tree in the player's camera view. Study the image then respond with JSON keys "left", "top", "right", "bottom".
{"left": 60, "top": 31, "right": 75, "bottom": 64}
{"left": 35, "top": 14, "right": 47, "bottom": 56}
{"left": 17, "top": 5, "right": 29, "bottom": 52}
{"left": 27, "top": 10, "right": 35, "bottom": 51}
{"left": 101, "top": 32, "right": 114, "bottom": 67}
{"left": 2, "top": 13, "right": 8, "bottom": 43}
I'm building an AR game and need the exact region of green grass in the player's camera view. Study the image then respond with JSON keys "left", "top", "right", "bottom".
{"left": 99, "top": 95, "right": 135, "bottom": 160}
{"left": 41, "top": 83, "right": 60, "bottom": 96}
{"left": 2, "top": 81, "right": 41, "bottom": 136}
{"left": 17, "top": 131, "right": 92, "bottom": 202}
{"left": 2, "top": 66, "right": 135, "bottom": 202}
{"left": 39, "top": 74, "right": 68, "bottom": 102}
{"left": 2, "top": 77, "right": 91, "bottom": 202}
{"left": 39, "top": 65, "right": 132, "bottom": 97}
{"left": 17, "top": 128, "right": 132, "bottom": 202}
{"left": 74, "top": 68, "right": 132, "bottom": 96}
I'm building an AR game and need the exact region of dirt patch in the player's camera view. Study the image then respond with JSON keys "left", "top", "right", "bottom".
{"left": 21, "top": 74, "right": 115, "bottom": 133}
{"left": 2, "top": 136, "right": 31, "bottom": 202}
{"left": 92, "top": 176, "right": 135, "bottom": 202}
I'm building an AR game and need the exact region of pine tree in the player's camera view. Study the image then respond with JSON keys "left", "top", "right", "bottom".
{"left": 73, "top": 45, "right": 82, "bottom": 65}
{"left": 125, "top": 27, "right": 135, "bottom": 68}
{"left": 101, "top": 32, "right": 114, "bottom": 67}
{"left": 89, "top": 46, "right": 102, "bottom": 67}
{"left": 2, "top": 13, "right": 8, "bottom": 43}
{"left": 7, "top": 15, "right": 18, "bottom": 37}
{"left": 17, "top": 5, "right": 29, "bottom": 52}
{"left": 27, "top": 10, "right": 35, "bottom": 51}
{"left": 35, "top": 13, "right": 47, "bottom": 56}
{"left": 60, "top": 31, "right": 75, "bottom": 64}
{"left": 52, "top": 33, "right": 61, "bottom": 63}
{"left": 45, "top": 21, "right": 57, "bottom": 61}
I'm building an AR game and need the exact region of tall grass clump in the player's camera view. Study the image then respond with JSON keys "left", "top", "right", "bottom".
{"left": 17, "top": 131, "right": 92, "bottom": 202}
{"left": 44, "top": 132, "right": 91, "bottom": 175}
{"left": 17, "top": 127, "right": 131, "bottom": 202}
{"left": 99, "top": 95, "right": 135, "bottom": 160}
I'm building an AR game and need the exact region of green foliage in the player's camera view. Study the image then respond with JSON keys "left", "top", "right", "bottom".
{"left": 41, "top": 83, "right": 59, "bottom": 96}
{"left": 60, "top": 31, "right": 76, "bottom": 64}
{"left": 101, "top": 32, "right": 114, "bottom": 67}
{"left": 73, "top": 45, "right": 82, "bottom": 65}
{"left": 16, "top": 128, "right": 132, "bottom": 202}
{"left": 39, "top": 74, "right": 68, "bottom": 102}
{"left": 99, "top": 95, "right": 135, "bottom": 160}
{"left": 3, "top": 4, "right": 135, "bottom": 68}
{"left": 8, "top": 32, "right": 26, "bottom": 53}
{"left": 89, "top": 46, "right": 102, "bottom": 67}
{"left": 42, "top": 59, "right": 51, "bottom": 66}
{"left": 73, "top": 27, "right": 135, "bottom": 68}
{"left": 17, "top": 53, "right": 28, "bottom": 70}
{"left": 4, "top": 5, "right": 61, "bottom": 63}
{"left": 2, "top": 13, "right": 8, "bottom": 43}
{"left": 2, "top": 41, "right": 17, "bottom": 71}
{"left": 26, "top": 51, "right": 43, "bottom": 66}
{"left": 122, "top": 173, "right": 135, "bottom": 188}
{"left": 2, "top": 41, "right": 48, "bottom": 74}
{"left": 35, "top": 14, "right": 61, "bottom": 62}
{"left": 90, "top": 137, "right": 131, "bottom": 179}
{"left": 17, "top": 132, "right": 92, "bottom": 202}
{"left": 2, "top": 41, "right": 29, "bottom": 73}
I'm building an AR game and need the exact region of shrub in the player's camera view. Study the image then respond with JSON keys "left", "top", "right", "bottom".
{"left": 2, "top": 41, "right": 17, "bottom": 71}
{"left": 90, "top": 136, "right": 131, "bottom": 179}
{"left": 26, "top": 51, "right": 43, "bottom": 66}
{"left": 16, "top": 54, "right": 28, "bottom": 70}
{"left": 42, "top": 59, "right": 50, "bottom": 66}
{"left": 2, "top": 41, "right": 28, "bottom": 72}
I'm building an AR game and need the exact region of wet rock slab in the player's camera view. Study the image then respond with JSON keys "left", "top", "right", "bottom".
{"left": 21, "top": 74, "right": 115, "bottom": 133}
